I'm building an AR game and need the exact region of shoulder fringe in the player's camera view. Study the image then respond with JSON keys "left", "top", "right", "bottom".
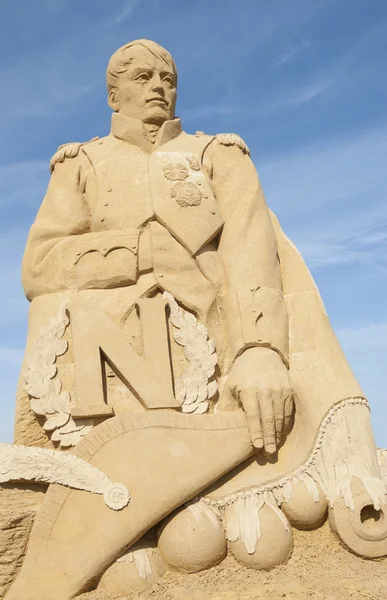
{"left": 50, "top": 137, "right": 99, "bottom": 173}
{"left": 215, "top": 133, "right": 250, "bottom": 155}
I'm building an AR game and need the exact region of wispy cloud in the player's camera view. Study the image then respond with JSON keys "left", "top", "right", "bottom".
{"left": 181, "top": 76, "right": 334, "bottom": 124}
{"left": 4, "top": 70, "right": 101, "bottom": 118}
{"left": 336, "top": 322, "right": 387, "bottom": 350}
{"left": 285, "top": 78, "right": 334, "bottom": 107}
{"left": 180, "top": 105, "right": 233, "bottom": 124}
{"left": 258, "top": 127, "right": 387, "bottom": 270}
{"left": 274, "top": 41, "right": 312, "bottom": 67}
{"left": 109, "top": 0, "right": 143, "bottom": 26}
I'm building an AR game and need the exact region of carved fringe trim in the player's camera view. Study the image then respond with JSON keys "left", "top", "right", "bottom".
{"left": 378, "top": 449, "right": 387, "bottom": 488}
{"left": 225, "top": 494, "right": 290, "bottom": 554}
{"left": 198, "top": 398, "right": 385, "bottom": 554}
{"left": 188, "top": 499, "right": 222, "bottom": 527}
{"left": 0, "top": 442, "right": 130, "bottom": 511}
{"left": 117, "top": 548, "right": 152, "bottom": 580}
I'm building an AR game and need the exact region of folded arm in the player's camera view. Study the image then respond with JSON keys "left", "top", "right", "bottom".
{"left": 23, "top": 153, "right": 138, "bottom": 300}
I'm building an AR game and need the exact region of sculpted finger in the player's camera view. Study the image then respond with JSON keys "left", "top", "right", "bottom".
{"left": 240, "top": 389, "right": 263, "bottom": 449}
{"left": 273, "top": 397, "right": 284, "bottom": 445}
{"left": 259, "top": 391, "right": 276, "bottom": 454}
{"left": 284, "top": 394, "right": 294, "bottom": 432}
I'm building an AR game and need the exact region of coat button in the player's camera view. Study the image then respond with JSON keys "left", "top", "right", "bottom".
{"left": 104, "top": 202, "right": 109, "bottom": 206}
{"left": 107, "top": 186, "right": 112, "bottom": 192}
{"left": 100, "top": 217, "right": 105, "bottom": 222}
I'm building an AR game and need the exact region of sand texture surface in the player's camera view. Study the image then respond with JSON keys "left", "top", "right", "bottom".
{"left": 81, "top": 522, "right": 387, "bottom": 600}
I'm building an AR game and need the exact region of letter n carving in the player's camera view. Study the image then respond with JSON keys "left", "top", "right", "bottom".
{"left": 69, "top": 297, "right": 180, "bottom": 418}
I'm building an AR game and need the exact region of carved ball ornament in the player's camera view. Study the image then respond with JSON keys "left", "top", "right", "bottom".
{"left": 171, "top": 181, "right": 203, "bottom": 207}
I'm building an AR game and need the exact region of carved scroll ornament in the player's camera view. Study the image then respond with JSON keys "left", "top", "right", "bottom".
{"left": 0, "top": 442, "right": 130, "bottom": 510}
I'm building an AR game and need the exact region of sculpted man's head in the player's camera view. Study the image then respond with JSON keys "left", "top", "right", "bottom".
{"left": 106, "top": 39, "right": 177, "bottom": 125}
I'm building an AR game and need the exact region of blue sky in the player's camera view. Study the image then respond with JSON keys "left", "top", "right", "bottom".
{"left": 0, "top": 0, "right": 386, "bottom": 445}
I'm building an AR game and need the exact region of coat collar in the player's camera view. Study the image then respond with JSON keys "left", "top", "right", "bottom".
{"left": 111, "top": 112, "right": 182, "bottom": 153}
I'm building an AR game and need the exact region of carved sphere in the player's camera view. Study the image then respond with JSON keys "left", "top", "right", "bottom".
{"left": 281, "top": 480, "right": 328, "bottom": 529}
{"left": 98, "top": 540, "right": 165, "bottom": 595}
{"left": 157, "top": 504, "right": 226, "bottom": 573}
{"left": 228, "top": 504, "right": 293, "bottom": 570}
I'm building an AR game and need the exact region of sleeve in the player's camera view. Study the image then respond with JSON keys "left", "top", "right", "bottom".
{"left": 203, "top": 139, "right": 289, "bottom": 366}
{"left": 22, "top": 153, "right": 92, "bottom": 300}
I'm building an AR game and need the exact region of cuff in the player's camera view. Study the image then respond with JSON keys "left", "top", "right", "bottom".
{"left": 219, "top": 286, "right": 289, "bottom": 365}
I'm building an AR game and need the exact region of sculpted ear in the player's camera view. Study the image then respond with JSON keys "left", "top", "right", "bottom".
{"left": 108, "top": 89, "right": 119, "bottom": 111}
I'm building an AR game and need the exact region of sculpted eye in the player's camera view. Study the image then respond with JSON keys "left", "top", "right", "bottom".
{"left": 163, "top": 75, "right": 175, "bottom": 86}
{"left": 135, "top": 72, "right": 150, "bottom": 81}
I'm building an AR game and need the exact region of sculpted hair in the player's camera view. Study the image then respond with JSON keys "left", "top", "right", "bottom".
{"left": 106, "top": 39, "right": 177, "bottom": 99}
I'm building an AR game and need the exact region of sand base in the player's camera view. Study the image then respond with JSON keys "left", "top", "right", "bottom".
{"left": 81, "top": 521, "right": 387, "bottom": 600}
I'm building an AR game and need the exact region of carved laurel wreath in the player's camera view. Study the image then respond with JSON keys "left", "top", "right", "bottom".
{"left": 163, "top": 292, "right": 218, "bottom": 414}
{"left": 24, "top": 304, "right": 92, "bottom": 448}
{"left": 25, "top": 296, "right": 218, "bottom": 447}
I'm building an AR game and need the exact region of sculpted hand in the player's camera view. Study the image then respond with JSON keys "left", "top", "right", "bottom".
{"left": 224, "top": 347, "right": 294, "bottom": 453}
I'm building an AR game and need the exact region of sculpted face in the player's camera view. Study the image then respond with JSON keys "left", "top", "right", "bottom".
{"left": 109, "top": 45, "right": 177, "bottom": 124}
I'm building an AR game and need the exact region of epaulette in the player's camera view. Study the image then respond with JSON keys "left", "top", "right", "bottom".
{"left": 49, "top": 137, "right": 99, "bottom": 173}
{"left": 215, "top": 133, "right": 250, "bottom": 155}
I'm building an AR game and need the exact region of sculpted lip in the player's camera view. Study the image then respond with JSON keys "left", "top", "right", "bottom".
{"left": 147, "top": 96, "right": 168, "bottom": 105}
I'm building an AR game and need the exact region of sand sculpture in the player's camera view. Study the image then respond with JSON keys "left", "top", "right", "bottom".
{"left": 1, "top": 39, "right": 386, "bottom": 600}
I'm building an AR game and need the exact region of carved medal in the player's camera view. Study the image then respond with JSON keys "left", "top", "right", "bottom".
{"left": 171, "top": 181, "right": 203, "bottom": 207}
{"left": 163, "top": 163, "right": 189, "bottom": 181}
{"left": 186, "top": 155, "right": 201, "bottom": 171}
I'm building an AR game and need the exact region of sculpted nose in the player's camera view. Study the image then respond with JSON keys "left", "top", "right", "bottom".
{"left": 151, "top": 74, "right": 164, "bottom": 94}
